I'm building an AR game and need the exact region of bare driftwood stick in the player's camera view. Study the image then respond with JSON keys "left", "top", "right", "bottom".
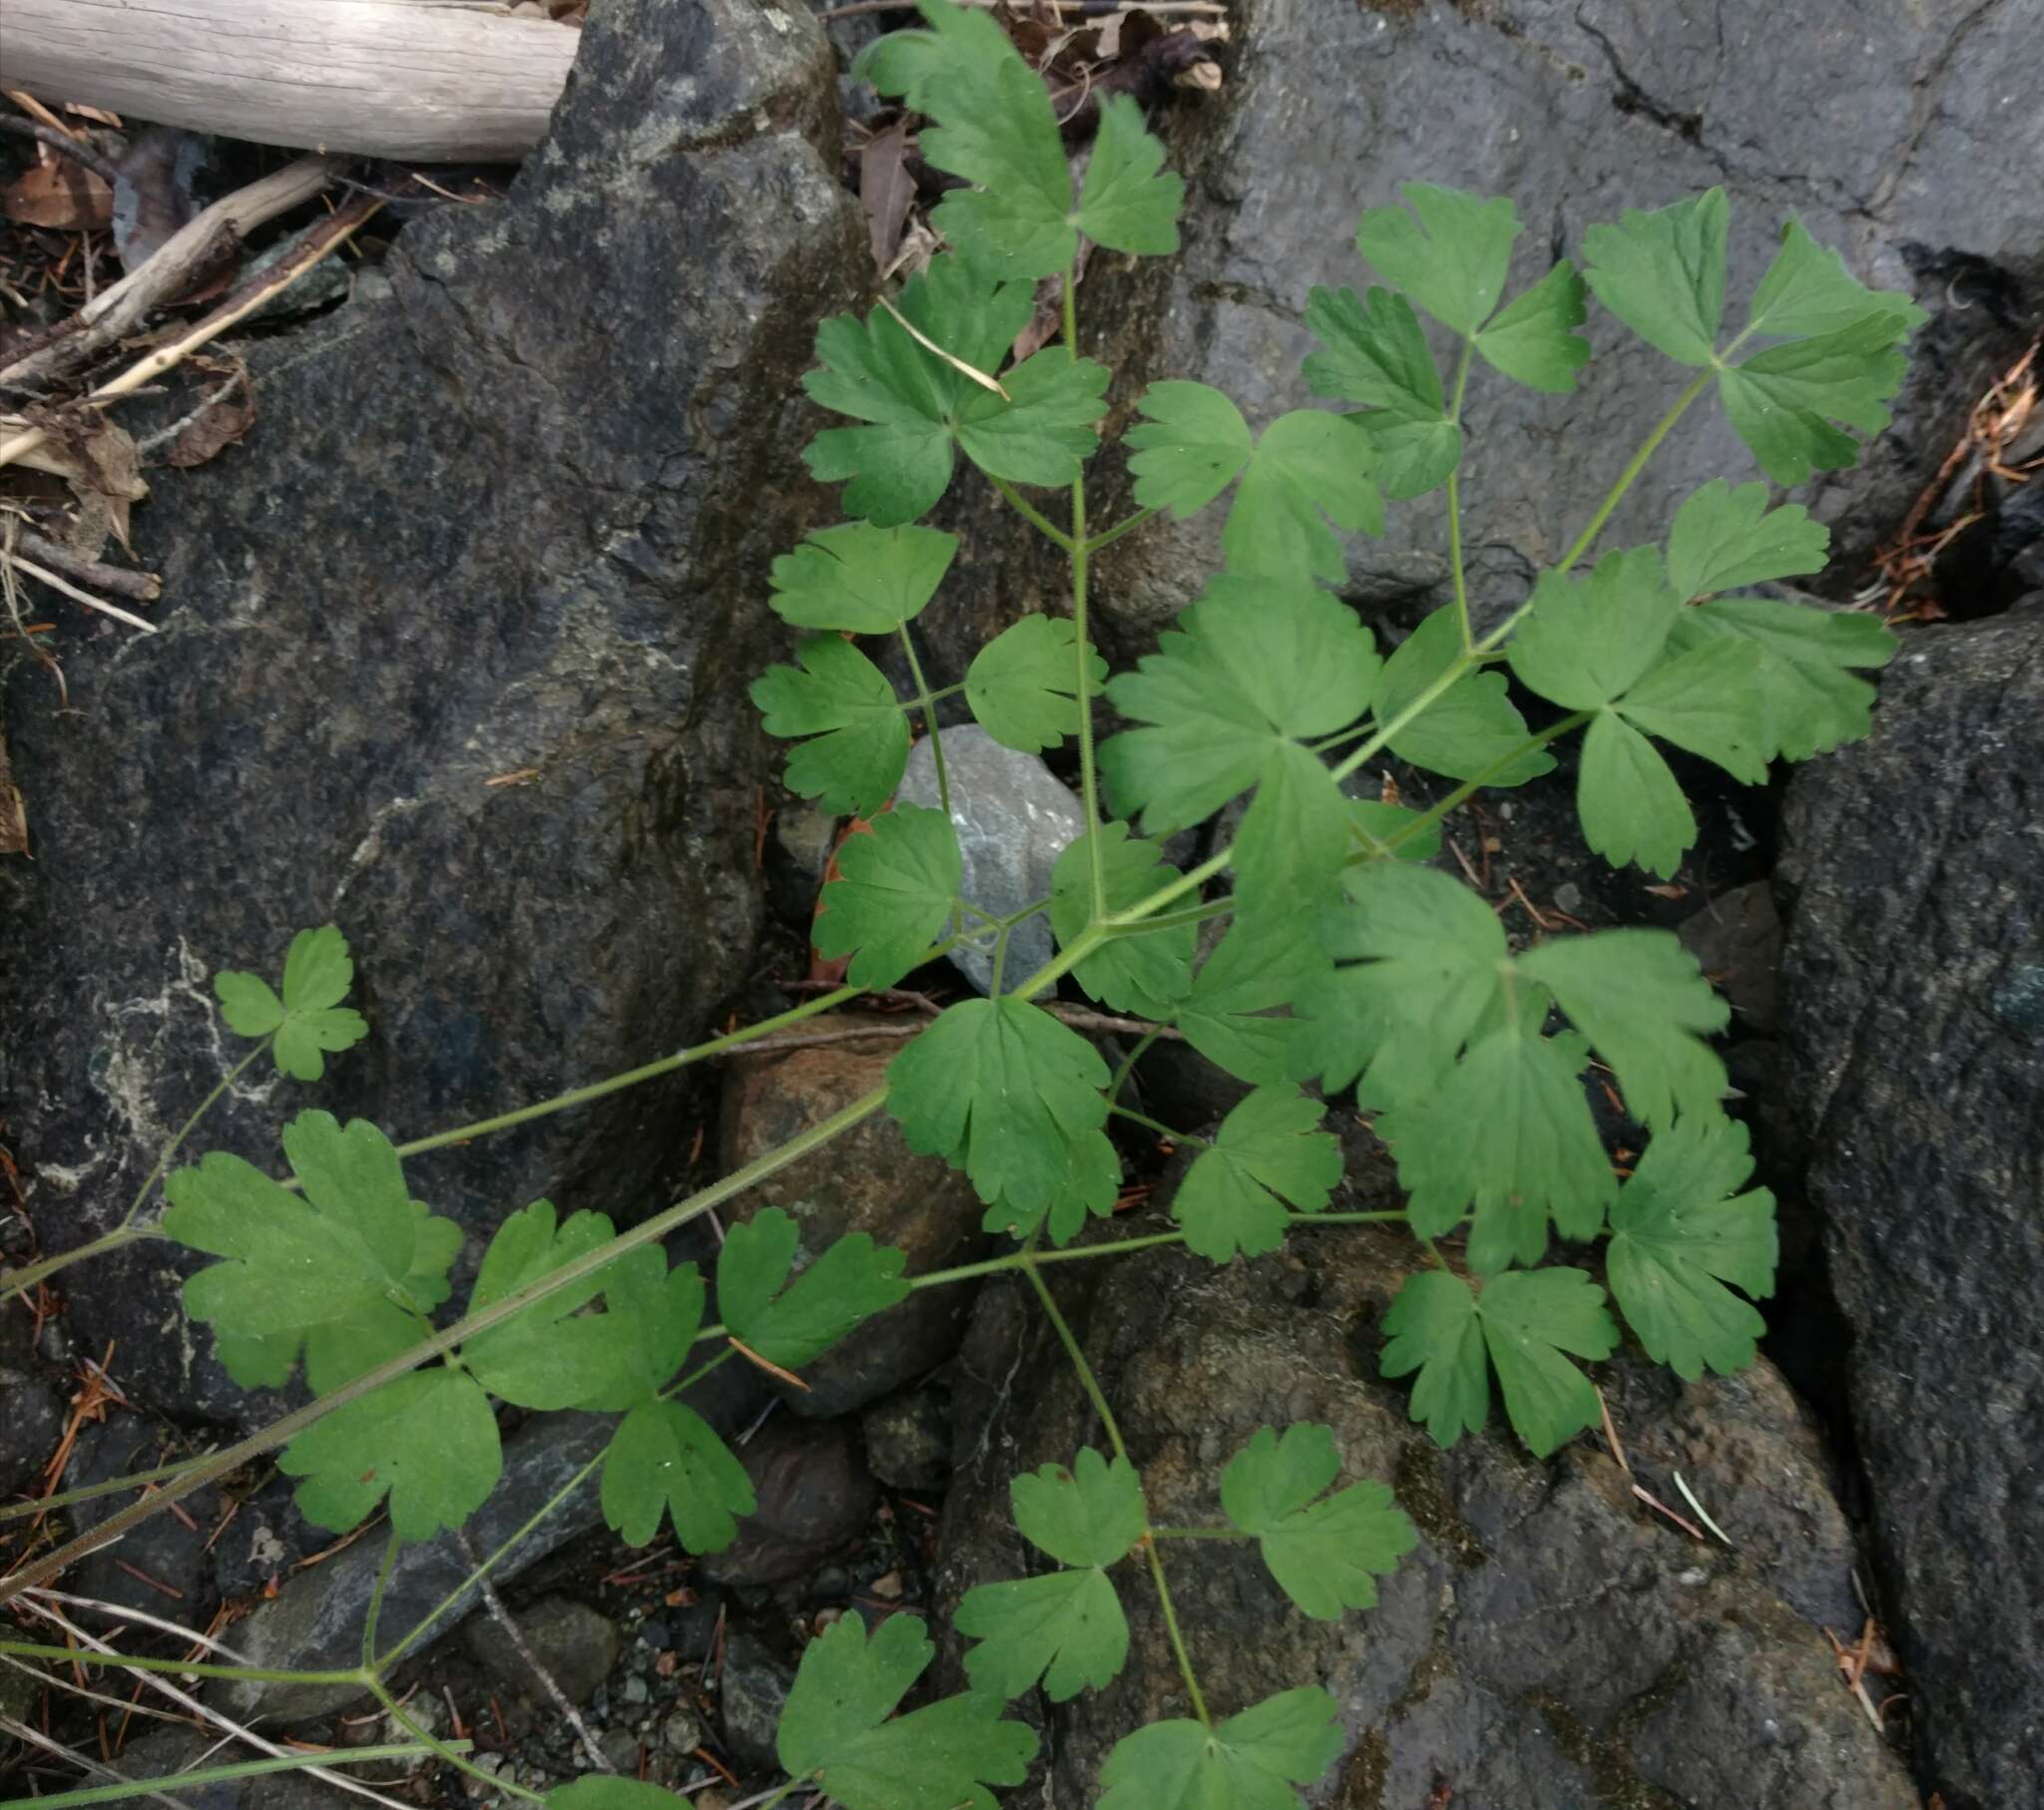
{"left": 0, "top": 155, "right": 343, "bottom": 390}
{"left": 0, "top": 0, "right": 580, "bottom": 164}
{"left": 10, "top": 529, "right": 161, "bottom": 601}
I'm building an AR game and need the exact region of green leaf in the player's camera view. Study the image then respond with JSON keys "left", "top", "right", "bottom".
{"left": 1125, "top": 379, "right": 1253, "bottom": 516}
{"left": 600, "top": 1398, "right": 755, "bottom": 1553}
{"left": 965, "top": 614, "right": 1108, "bottom": 753}
{"left": 1507, "top": 546, "right": 1682, "bottom": 710}
{"left": 1665, "top": 480, "right": 1828, "bottom": 600}
{"left": 1608, "top": 1114, "right": 1779, "bottom": 1379}
{"left": 1223, "top": 410, "right": 1383, "bottom": 582}
{"left": 1230, "top": 739, "right": 1351, "bottom": 924}
{"left": 1176, "top": 919, "right": 1330, "bottom": 1088}
{"left": 1372, "top": 1022, "right": 1615, "bottom": 1273}
{"left": 1174, "top": 1088, "right": 1341, "bottom": 1263}
{"left": 1614, "top": 640, "right": 1769, "bottom": 783}
{"left": 752, "top": 635, "right": 909, "bottom": 818}
{"left": 1049, "top": 821, "right": 1194, "bottom": 1018}
{"left": 1075, "top": 94, "right": 1185, "bottom": 255}
{"left": 165, "top": 1113, "right": 455, "bottom": 1365}
{"left": 1011, "top": 1446, "right": 1147, "bottom": 1566}
{"left": 1355, "top": 183, "right": 1518, "bottom": 336}
{"left": 1718, "top": 313, "right": 1912, "bottom": 485}
{"left": 957, "top": 1569, "right": 1128, "bottom": 1701}
{"left": 1377, "top": 1269, "right": 1489, "bottom": 1449}
{"left": 718, "top": 1205, "right": 910, "bottom": 1370}
{"left": 1381, "top": 1266, "right": 1619, "bottom": 1457}
{"left": 1373, "top": 607, "right": 1554, "bottom": 784}
{"left": 1347, "top": 799, "right": 1443, "bottom": 866}
{"left": 777, "top": 1611, "right": 1038, "bottom": 1810}
{"left": 460, "top": 1200, "right": 624, "bottom": 1412}
{"left": 1745, "top": 217, "right": 1928, "bottom": 340}
{"left": 1098, "top": 1687, "right": 1344, "bottom": 1810}
{"left": 958, "top": 1447, "right": 1143, "bottom": 1701}
{"left": 858, "top": 0, "right": 1073, "bottom": 281}
{"left": 802, "top": 255, "right": 1104, "bottom": 523}
{"left": 768, "top": 523, "right": 958, "bottom": 633}
{"left": 1664, "top": 593, "right": 1896, "bottom": 760}
{"left": 1518, "top": 927, "right": 1729, "bottom": 1130}
{"left": 1575, "top": 709, "right": 1696, "bottom": 878}
{"left": 279, "top": 1367, "right": 500, "bottom": 1542}
{"left": 812, "top": 804, "right": 963, "bottom": 990}
{"left": 1475, "top": 260, "right": 1591, "bottom": 392}
{"left": 575, "top": 1248, "right": 706, "bottom": 1412}
{"left": 888, "top": 999, "right": 1119, "bottom": 1244}
{"left": 214, "top": 925, "right": 369, "bottom": 1081}
{"left": 1101, "top": 574, "right": 1377, "bottom": 835}
{"left": 1299, "top": 285, "right": 1461, "bottom": 499}
{"left": 1581, "top": 189, "right": 1730, "bottom": 366}
{"left": 549, "top": 1780, "right": 698, "bottom": 1809}
{"left": 1219, "top": 1424, "right": 1417, "bottom": 1618}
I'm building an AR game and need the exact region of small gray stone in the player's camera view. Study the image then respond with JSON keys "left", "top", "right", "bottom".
{"left": 663, "top": 1704, "right": 708, "bottom": 1754}
{"left": 598, "top": 1726, "right": 642, "bottom": 1774}
{"left": 719, "top": 1632, "right": 794, "bottom": 1772}
{"left": 1677, "top": 880, "right": 1784, "bottom": 1032}
{"left": 465, "top": 1595, "right": 622, "bottom": 1709}
{"left": 896, "top": 725, "right": 1085, "bottom": 996}
{"left": 619, "top": 1672, "right": 650, "bottom": 1706}
{"left": 861, "top": 1380, "right": 952, "bottom": 1492}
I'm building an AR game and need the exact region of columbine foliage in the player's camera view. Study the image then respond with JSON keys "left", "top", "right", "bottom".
{"left": 116, "top": 5, "right": 1921, "bottom": 1804}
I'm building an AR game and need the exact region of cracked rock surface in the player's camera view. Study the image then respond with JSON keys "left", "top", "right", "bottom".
{"left": 0, "top": 0, "right": 867, "bottom": 1425}
{"left": 934, "top": 1149, "right": 1916, "bottom": 1808}
{"left": 1084, "top": 0, "right": 2043, "bottom": 638}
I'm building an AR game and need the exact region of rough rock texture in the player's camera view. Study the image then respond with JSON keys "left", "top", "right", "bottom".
{"left": 896, "top": 725, "right": 1085, "bottom": 996}
{"left": 1085, "top": 0, "right": 2044, "bottom": 639}
{"left": 1777, "top": 601, "right": 2044, "bottom": 1810}
{"left": 462, "top": 1594, "right": 621, "bottom": 1708}
{"left": 935, "top": 1148, "right": 1911, "bottom": 1808}
{"left": 0, "top": 1306, "right": 63, "bottom": 1500}
{"left": 720, "top": 1016, "right": 994, "bottom": 1415}
{"left": 0, "top": 0, "right": 868, "bottom": 1425}
{"left": 699, "top": 1412, "right": 876, "bottom": 1586}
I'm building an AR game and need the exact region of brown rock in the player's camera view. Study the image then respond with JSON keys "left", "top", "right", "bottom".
{"left": 700, "top": 1414, "right": 875, "bottom": 1587}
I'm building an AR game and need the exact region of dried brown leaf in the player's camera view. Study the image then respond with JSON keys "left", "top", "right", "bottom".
{"left": 859, "top": 121, "right": 916, "bottom": 273}
{"left": 2, "top": 151, "right": 111, "bottom": 231}
{"left": 0, "top": 728, "right": 27, "bottom": 857}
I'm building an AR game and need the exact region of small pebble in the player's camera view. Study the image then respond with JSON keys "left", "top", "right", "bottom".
{"left": 638, "top": 1617, "right": 672, "bottom": 1647}
{"left": 621, "top": 1673, "right": 650, "bottom": 1705}
{"left": 663, "top": 1705, "right": 707, "bottom": 1753}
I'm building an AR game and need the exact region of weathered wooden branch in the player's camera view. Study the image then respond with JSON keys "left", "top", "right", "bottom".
{"left": 0, "top": 0, "right": 580, "bottom": 164}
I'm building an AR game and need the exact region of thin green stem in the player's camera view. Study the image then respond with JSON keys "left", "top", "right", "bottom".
{"left": 990, "top": 476, "right": 1075, "bottom": 551}
{"left": 900, "top": 679, "right": 965, "bottom": 710}
{"left": 898, "top": 623, "right": 952, "bottom": 821}
{"left": 1083, "top": 506, "right": 1157, "bottom": 557}
{"left": 989, "top": 922, "right": 1011, "bottom": 996}
{"left": 378, "top": 1450, "right": 606, "bottom": 1670}
{"left": 1357, "top": 712, "right": 1592, "bottom": 864}
{"left": 1108, "top": 1105, "right": 1207, "bottom": 1148}
{"left": 119, "top": 1041, "right": 270, "bottom": 1229}
{"left": 1103, "top": 898, "right": 1233, "bottom": 938}
{"left": 1107, "top": 1027, "right": 1165, "bottom": 1106}
{"left": 0, "top": 1640, "right": 363, "bottom": 1687}
{"left": 1148, "top": 1526, "right": 1253, "bottom": 1542}
{"left": 372, "top": 1674, "right": 544, "bottom": 1804}
{"left": 0, "top": 1446, "right": 231, "bottom": 1522}
{"left": 0, "top": 1224, "right": 161, "bottom": 1308}
{"left": 1063, "top": 266, "right": 1107, "bottom": 925}
{"left": 1000, "top": 894, "right": 1052, "bottom": 928}
{"left": 0, "top": 1088, "right": 890, "bottom": 1604}
{"left": 1555, "top": 370, "right": 1712, "bottom": 575}
{"left": 1445, "top": 336, "right": 1477, "bottom": 654}
{"left": 1142, "top": 1538, "right": 1212, "bottom": 1728}
{"left": 361, "top": 1530, "right": 399, "bottom": 1670}
{"left": 1308, "top": 720, "right": 1378, "bottom": 756}
{"left": 20, "top": 1743, "right": 463, "bottom": 1808}
{"left": 1020, "top": 1253, "right": 1128, "bottom": 1465}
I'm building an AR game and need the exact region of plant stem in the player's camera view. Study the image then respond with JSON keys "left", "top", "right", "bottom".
{"left": 1102, "top": 897, "right": 1233, "bottom": 938}
{"left": 1083, "top": 506, "right": 1157, "bottom": 556}
{"left": 373, "top": 1673, "right": 545, "bottom": 1804}
{"left": 990, "top": 476, "right": 1075, "bottom": 550}
{"left": 1108, "top": 1104, "right": 1207, "bottom": 1148}
{"left": 119, "top": 1040, "right": 270, "bottom": 1229}
{"left": 1063, "top": 263, "right": 1108, "bottom": 924}
{"left": 21, "top": 1743, "right": 463, "bottom": 1808}
{"left": 898, "top": 622, "right": 952, "bottom": 819}
{"left": 1361, "top": 712, "right": 1592, "bottom": 861}
{"left": 0, "top": 1088, "right": 890, "bottom": 1604}
{"left": 900, "top": 679, "right": 966, "bottom": 710}
{"left": 0, "top": 1640, "right": 363, "bottom": 1687}
{"left": 1445, "top": 336, "right": 1477, "bottom": 654}
{"left": 1142, "top": 1539, "right": 1212, "bottom": 1728}
{"left": 1148, "top": 1526, "right": 1253, "bottom": 1542}
{"left": 1107, "top": 1027, "right": 1164, "bottom": 1106}
{"left": 361, "top": 1529, "right": 399, "bottom": 1670}
{"left": 1555, "top": 370, "right": 1712, "bottom": 575}
{"left": 0, "top": 1224, "right": 160, "bottom": 1308}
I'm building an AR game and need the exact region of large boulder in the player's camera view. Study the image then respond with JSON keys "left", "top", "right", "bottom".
{"left": 935, "top": 1145, "right": 1913, "bottom": 1808}
{"left": 1085, "top": 0, "right": 2044, "bottom": 638}
{"left": 0, "top": 0, "right": 868, "bottom": 1423}
{"left": 1776, "top": 599, "right": 2044, "bottom": 1810}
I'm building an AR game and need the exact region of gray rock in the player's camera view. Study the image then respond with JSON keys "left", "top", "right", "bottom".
{"left": 65, "top": 1419, "right": 221, "bottom": 1619}
{"left": 718, "top": 1630, "right": 793, "bottom": 1773}
{"left": 700, "top": 1414, "right": 876, "bottom": 1587}
{"left": 0, "top": 1312, "right": 63, "bottom": 1499}
{"left": 1776, "top": 602, "right": 2044, "bottom": 1809}
{"left": 720, "top": 1016, "right": 995, "bottom": 1416}
{"left": 860, "top": 1378, "right": 952, "bottom": 1493}
{"left": 104, "top": 1725, "right": 359, "bottom": 1808}
{"left": 0, "top": 0, "right": 867, "bottom": 1426}
{"left": 662, "top": 1703, "right": 708, "bottom": 1755}
{"left": 218, "top": 1337, "right": 762, "bottom": 1722}
{"left": 462, "top": 1595, "right": 620, "bottom": 1709}
{"left": 1080, "top": 0, "right": 2044, "bottom": 641}
{"left": 896, "top": 725, "right": 1085, "bottom": 996}
{"left": 935, "top": 1164, "right": 1912, "bottom": 1807}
